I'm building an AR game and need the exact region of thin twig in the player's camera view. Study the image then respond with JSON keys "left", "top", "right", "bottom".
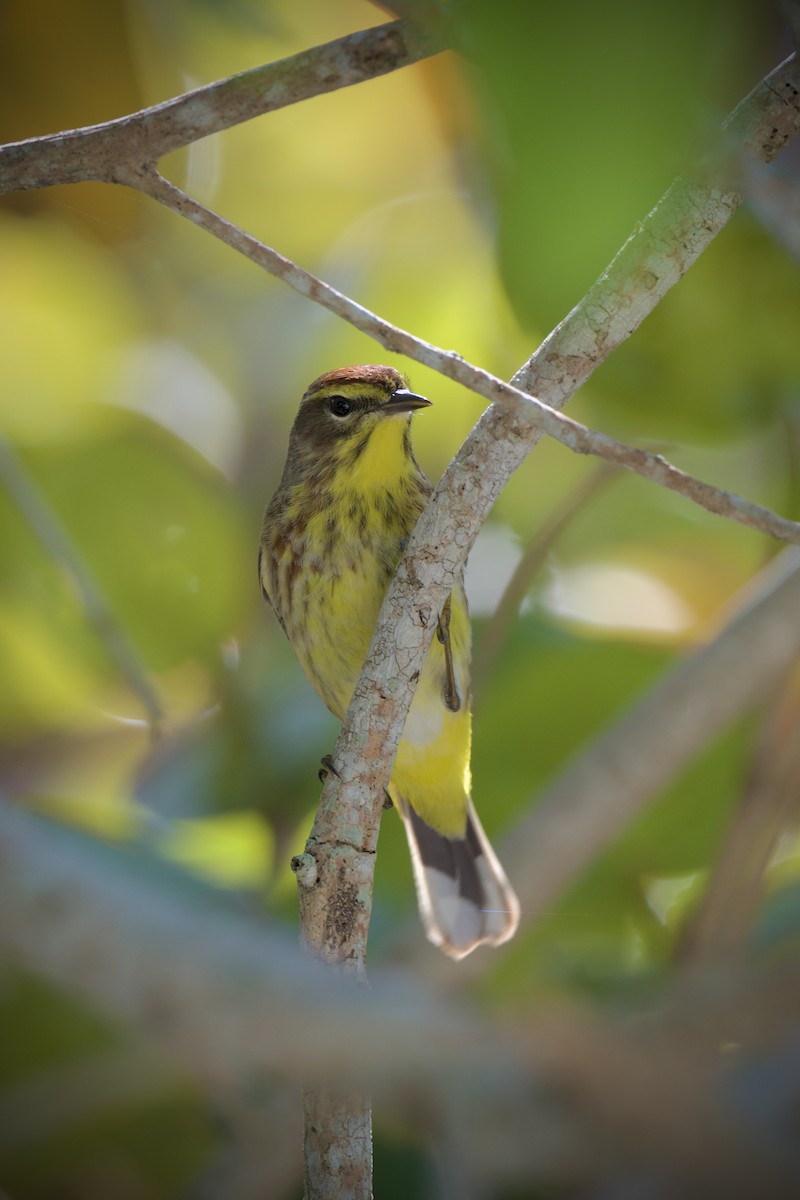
{"left": 134, "top": 167, "right": 800, "bottom": 548}
{"left": 0, "top": 437, "right": 162, "bottom": 731}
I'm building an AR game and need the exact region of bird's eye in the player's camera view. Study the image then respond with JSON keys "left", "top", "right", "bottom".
{"left": 329, "top": 396, "right": 352, "bottom": 418}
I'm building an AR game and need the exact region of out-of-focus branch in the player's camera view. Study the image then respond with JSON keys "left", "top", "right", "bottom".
{"left": 188, "top": 1087, "right": 302, "bottom": 1200}
{"left": 0, "top": 800, "right": 491, "bottom": 1088}
{"left": 4, "top": 800, "right": 800, "bottom": 1196}
{"left": 0, "top": 437, "right": 162, "bottom": 731}
{"left": 779, "top": 0, "right": 800, "bottom": 51}
{"left": 679, "top": 668, "right": 800, "bottom": 961}
{"left": 0, "top": 20, "right": 447, "bottom": 194}
{"left": 742, "top": 158, "right": 800, "bottom": 263}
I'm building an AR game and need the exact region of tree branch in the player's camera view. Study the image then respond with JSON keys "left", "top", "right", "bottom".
{"left": 0, "top": 800, "right": 488, "bottom": 1088}
{"left": 0, "top": 20, "right": 448, "bottom": 193}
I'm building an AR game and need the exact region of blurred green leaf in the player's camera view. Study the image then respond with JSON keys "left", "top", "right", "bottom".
{"left": 460, "top": 0, "right": 758, "bottom": 330}
{"left": 9, "top": 420, "right": 250, "bottom": 672}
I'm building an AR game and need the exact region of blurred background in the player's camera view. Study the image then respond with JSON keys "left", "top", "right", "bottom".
{"left": 1, "top": 0, "right": 799, "bottom": 1196}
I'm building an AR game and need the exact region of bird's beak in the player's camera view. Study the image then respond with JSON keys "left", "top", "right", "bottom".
{"left": 383, "top": 389, "right": 432, "bottom": 414}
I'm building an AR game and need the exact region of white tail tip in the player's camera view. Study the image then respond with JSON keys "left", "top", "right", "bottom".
{"left": 400, "top": 799, "right": 520, "bottom": 960}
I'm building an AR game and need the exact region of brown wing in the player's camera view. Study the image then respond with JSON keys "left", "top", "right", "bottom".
{"left": 436, "top": 594, "right": 461, "bottom": 713}
{"left": 257, "top": 546, "right": 273, "bottom": 607}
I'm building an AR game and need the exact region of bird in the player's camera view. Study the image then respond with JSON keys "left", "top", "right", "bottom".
{"left": 259, "top": 364, "right": 519, "bottom": 959}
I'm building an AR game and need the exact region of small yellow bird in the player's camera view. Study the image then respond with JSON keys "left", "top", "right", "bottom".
{"left": 259, "top": 365, "right": 519, "bottom": 958}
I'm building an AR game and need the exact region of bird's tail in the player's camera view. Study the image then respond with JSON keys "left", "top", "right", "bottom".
{"left": 398, "top": 798, "right": 520, "bottom": 960}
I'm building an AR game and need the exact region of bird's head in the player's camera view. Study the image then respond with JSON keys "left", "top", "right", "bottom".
{"left": 285, "top": 365, "right": 432, "bottom": 488}
{"left": 297, "top": 364, "right": 430, "bottom": 436}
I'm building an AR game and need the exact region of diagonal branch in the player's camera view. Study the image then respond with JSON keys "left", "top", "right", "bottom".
{"left": 0, "top": 19, "right": 447, "bottom": 194}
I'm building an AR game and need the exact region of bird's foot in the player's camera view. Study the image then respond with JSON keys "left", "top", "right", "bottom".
{"left": 318, "top": 754, "right": 341, "bottom": 783}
